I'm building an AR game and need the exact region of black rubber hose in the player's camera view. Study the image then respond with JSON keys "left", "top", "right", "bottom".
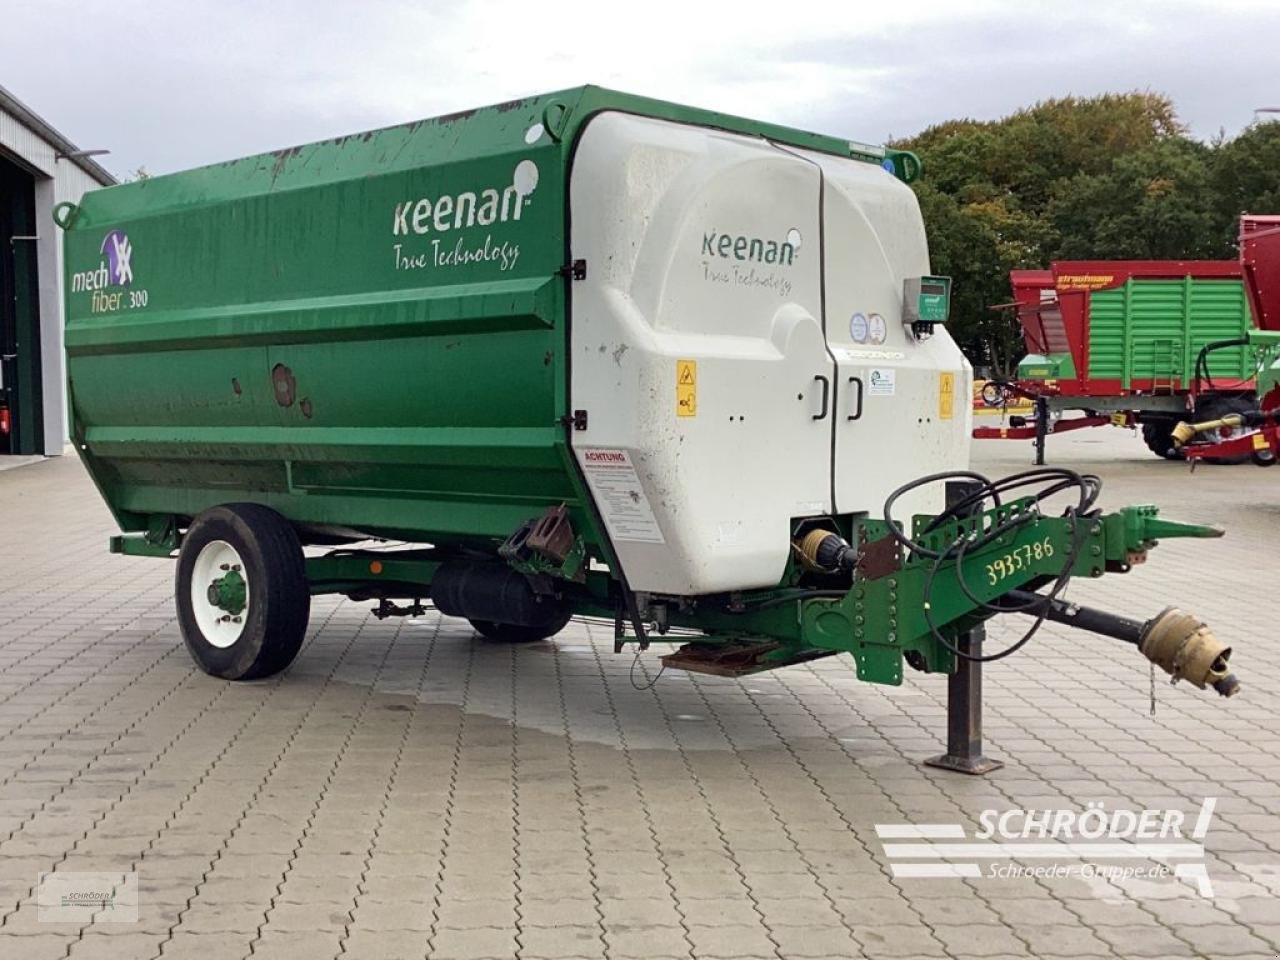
{"left": 1194, "top": 337, "right": 1249, "bottom": 395}
{"left": 888, "top": 468, "right": 1098, "bottom": 560}
{"left": 882, "top": 469, "right": 1001, "bottom": 560}
{"left": 880, "top": 467, "right": 1098, "bottom": 662}
{"left": 921, "top": 517, "right": 1085, "bottom": 662}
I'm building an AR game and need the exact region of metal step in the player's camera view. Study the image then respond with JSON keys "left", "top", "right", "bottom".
{"left": 660, "top": 640, "right": 834, "bottom": 677}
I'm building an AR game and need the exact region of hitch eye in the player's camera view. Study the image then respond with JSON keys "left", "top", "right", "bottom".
{"left": 1207, "top": 651, "right": 1232, "bottom": 679}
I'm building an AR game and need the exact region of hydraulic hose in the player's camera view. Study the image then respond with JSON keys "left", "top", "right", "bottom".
{"left": 881, "top": 468, "right": 1100, "bottom": 662}
{"left": 1193, "top": 337, "right": 1250, "bottom": 395}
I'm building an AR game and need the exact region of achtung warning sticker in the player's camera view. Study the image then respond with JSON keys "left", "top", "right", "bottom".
{"left": 577, "top": 448, "right": 666, "bottom": 544}
{"left": 677, "top": 359, "right": 697, "bottom": 417}
{"left": 938, "top": 371, "right": 955, "bottom": 420}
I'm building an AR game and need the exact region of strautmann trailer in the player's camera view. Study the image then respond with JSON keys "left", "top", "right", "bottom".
{"left": 59, "top": 87, "right": 1238, "bottom": 773}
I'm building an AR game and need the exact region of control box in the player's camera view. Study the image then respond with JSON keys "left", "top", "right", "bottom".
{"left": 903, "top": 275, "right": 951, "bottom": 325}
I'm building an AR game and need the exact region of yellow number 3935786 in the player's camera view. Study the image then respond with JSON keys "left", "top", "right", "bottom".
{"left": 985, "top": 537, "right": 1055, "bottom": 586}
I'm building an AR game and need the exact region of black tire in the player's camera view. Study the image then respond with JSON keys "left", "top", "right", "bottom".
{"left": 469, "top": 616, "right": 568, "bottom": 643}
{"left": 1195, "top": 395, "right": 1257, "bottom": 465}
{"left": 176, "top": 503, "right": 310, "bottom": 680}
{"left": 1142, "top": 420, "right": 1182, "bottom": 460}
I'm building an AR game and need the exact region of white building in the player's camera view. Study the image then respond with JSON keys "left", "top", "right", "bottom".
{"left": 1, "top": 83, "right": 114, "bottom": 457}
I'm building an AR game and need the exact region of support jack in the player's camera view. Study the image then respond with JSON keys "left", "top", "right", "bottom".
{"left": 924, "top": 624, "right": 1004, "bottom": 775}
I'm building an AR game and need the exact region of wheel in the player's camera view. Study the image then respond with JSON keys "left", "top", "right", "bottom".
{"left": 1142, "top": 420, "right": 1183, "bottom": 460}
{"left": 1194, "top": 395, "right": 1257, "bottom": 465}
{"left": 469, "top": 616, "right": 568, "bottom": 643}
{"left": 176, "top": 503, "right": 310, "bottom": 680}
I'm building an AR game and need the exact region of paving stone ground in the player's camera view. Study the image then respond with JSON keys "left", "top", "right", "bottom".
{"left": 0, "top": 431, "right": 1277, "bottom": 959}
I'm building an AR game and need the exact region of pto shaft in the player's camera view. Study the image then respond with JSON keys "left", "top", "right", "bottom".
{"left": 1002, "top": 590, "right": 1240, "bottom": 697}
{"left": 1172, "top": 407, "right": 1280, "bottom": 448}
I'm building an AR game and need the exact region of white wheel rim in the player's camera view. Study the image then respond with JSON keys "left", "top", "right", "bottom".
{"left": 190, "top": 539, "right": 250, "bottom": 648}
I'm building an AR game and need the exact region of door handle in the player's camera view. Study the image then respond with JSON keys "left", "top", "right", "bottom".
{"left": 812, "top": 374, "right": 830, "bottom": 420}
{"left": 847, "top": 376, "right": 864, "bottom": 421}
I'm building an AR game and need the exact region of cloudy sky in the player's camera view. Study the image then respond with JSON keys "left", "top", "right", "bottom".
{"left": 3, "top": 0, "right": 1278, "bottom": 179}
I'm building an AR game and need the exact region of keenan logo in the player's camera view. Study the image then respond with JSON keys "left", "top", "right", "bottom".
{"left": 391, "top": 160, "right": 539, "bottom": 236}
{"left": 701, "top": 229, "right": 798, "bottom": 266}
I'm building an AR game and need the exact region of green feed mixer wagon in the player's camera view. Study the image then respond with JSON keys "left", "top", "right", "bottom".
{"left": 59, "top": 87, "right": 1239, "bottom": 772}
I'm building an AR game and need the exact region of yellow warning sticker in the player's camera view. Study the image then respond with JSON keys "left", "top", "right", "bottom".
{"left": 677, "top": 359, "right": 697, "bottom": 418}
{"left": 938, "top": 371, "right": 955, "bottom": 420}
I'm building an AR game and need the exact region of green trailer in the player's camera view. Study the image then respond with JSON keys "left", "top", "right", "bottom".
{"left": 59, "top": 87, "right": 1238, "bottom": 772}
{"left": 977, "top": 259, "right": 1261, "bottom": 463}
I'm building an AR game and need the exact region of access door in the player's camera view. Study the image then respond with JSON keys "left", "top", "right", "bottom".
{"left": 799, "top": 150, "right": 971, "bottom": 519}
{"left": 569, "top": 112, "right": 833, "bottom": 595}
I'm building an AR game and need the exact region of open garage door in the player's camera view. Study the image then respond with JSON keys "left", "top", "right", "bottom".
{"left": 0, "top": 153, "right": 43, "bottom": 455}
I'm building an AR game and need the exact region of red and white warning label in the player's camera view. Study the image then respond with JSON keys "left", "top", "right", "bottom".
{"left": 576, "top": 448, "right": 666, "bottom": 544}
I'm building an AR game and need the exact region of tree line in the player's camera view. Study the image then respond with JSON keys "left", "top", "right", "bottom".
{"left": 894, "top": 93, "right": 1280, "bottom": 373}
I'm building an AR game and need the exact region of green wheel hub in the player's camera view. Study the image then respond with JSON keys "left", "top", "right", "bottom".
{"left": 206, "top": 567, "right": 247, "bottom": 617}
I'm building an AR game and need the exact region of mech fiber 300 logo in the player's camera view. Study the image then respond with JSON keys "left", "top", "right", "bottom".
{"left": 72, "top": 230, "right": 150, "bottom": 315}
{"left": 71, "top": 230, "right": 133, "bottom": 291}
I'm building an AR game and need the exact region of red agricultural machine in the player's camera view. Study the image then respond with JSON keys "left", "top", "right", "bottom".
{"left": 976, "top": 215, "right": 1280, "bottom": 464}
{"left": 1173, "top": 216, "right": 1280, "bottom": 465}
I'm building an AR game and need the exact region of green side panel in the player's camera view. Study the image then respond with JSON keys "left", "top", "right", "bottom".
{"left": 65, "top": 93, "right": 575, "bottom": 543}
{"left": 62, "top": 85, "right": 908, "bottom": 548}
{"left": 1087, "top": 287, "right": 1126, "bottom": 381}
{"left": 1188, "top": 280, "right": 1253, "bottom": 381}
{"left": 1088, "top": 279, "right": 1253, "bottom": 388}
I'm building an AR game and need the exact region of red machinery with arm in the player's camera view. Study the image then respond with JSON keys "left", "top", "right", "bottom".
{"left": 1176, "top": 216, "right": 1280, "bottom": 464}
{"left": 976, "top": 226, "right": 1271, "bottom": 464}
